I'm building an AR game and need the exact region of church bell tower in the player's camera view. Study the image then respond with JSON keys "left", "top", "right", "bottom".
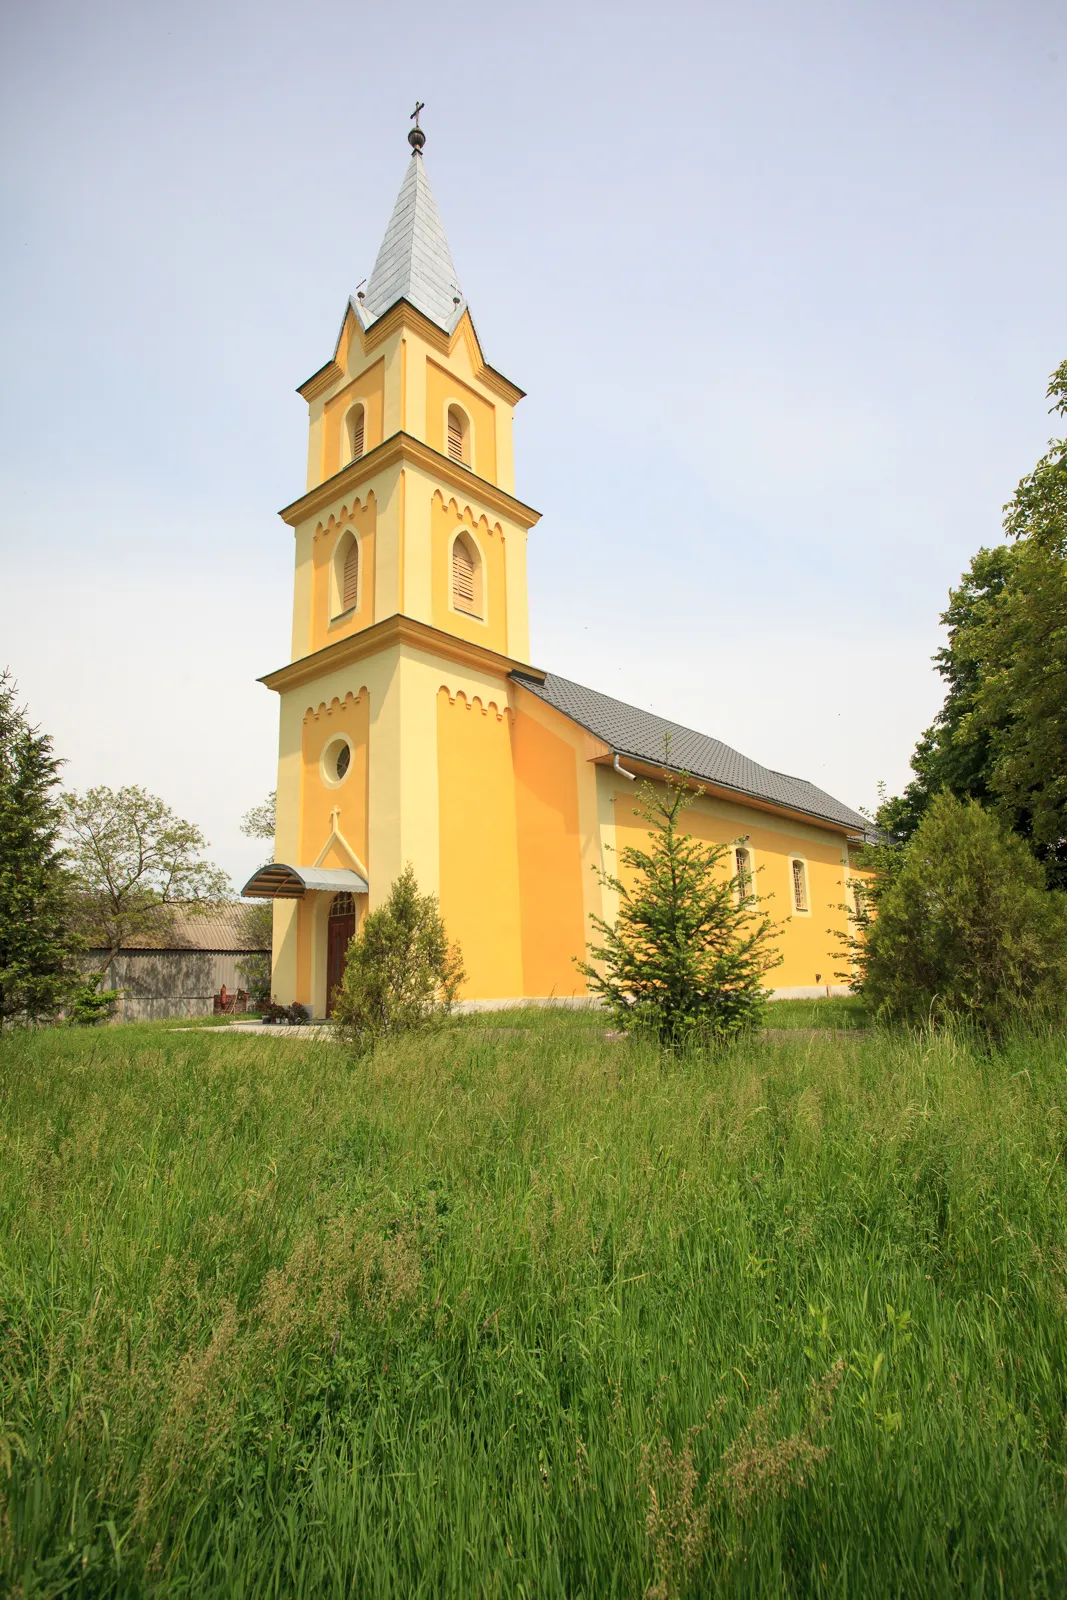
{"left": 243, "top": 111, "right": 543, "bottom": 1015}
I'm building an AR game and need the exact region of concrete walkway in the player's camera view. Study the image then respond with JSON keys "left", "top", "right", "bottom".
{"left": 171, "top": 1022, "right": 337, "bottom": 1039}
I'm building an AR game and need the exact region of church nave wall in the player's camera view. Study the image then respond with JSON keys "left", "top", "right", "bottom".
{"left": 610, "top": 790, "right": 854, "bottom": 995}
{"left": 436, "top": 686, "right": 524, "bottom": 999}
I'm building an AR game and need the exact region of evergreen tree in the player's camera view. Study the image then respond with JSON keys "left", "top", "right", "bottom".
{"left": 578, "top": 771, "right": 781, "bottom": 1043}
{"left": 0, "top": 671, "right": 76, "bottom": 1024}
{"left": 334, "top": 864, "right": 465, "bottom": 1056}
{"left": 861, "top": 791, "right": 1067, "bottom": 1033}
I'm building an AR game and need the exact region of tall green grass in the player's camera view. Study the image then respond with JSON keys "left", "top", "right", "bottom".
{"left": 2, "top": 1018, "right": 1067, "bottom": 1595}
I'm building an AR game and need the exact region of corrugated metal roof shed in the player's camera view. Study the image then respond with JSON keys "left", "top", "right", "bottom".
{"left": 512, "top": 671, "right": 869, "bottom": 834}
{"left": 85, "top": 903, "right": 269, "bottom": 954}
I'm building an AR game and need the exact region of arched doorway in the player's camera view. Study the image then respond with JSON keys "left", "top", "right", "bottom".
{"left": 326, "top": 892, "right": 356, "bottom": 1016}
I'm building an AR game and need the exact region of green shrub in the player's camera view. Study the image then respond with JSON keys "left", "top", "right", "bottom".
{"left": 66, "top": 981, "right": 121, "bottom": 1025}
{"left": 578, "top": 770, "right": 781, "bottom": 1043}
{"left": 333, "top": 864, "right": 464, "bottom": 1055}
{"left": 862, "top": 791, "right": 1067, "bottom": 1031}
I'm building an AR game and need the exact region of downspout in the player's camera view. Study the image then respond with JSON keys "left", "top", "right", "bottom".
{"left": 613, "top": 754, "right": 637, "bottom": 781}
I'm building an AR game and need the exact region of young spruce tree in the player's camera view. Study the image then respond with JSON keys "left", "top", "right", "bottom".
{"left": 0, "top": 671, "right": 76, "bottom": 1024}
{"left": 579, "top": 771, "right": 781, "bottom": 1043}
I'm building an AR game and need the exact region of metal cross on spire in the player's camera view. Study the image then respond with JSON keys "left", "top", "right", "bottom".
{"left": 408, "top": 101, "right": 426, "bottom": 154}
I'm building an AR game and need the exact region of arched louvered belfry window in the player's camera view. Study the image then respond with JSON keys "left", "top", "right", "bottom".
{"left": 447, "top": 405, "right": 470, "bottom": 465}
{"left": 331, "top": 531, "right": 360, "bottom": 619}
{"left": 451, "top": 533, "right": 481, "bottom": 617}
{"left": 345, "top": 404, "right": 365, "bottom": 464}
{"left": 342, "top": 535, "right": 359, "bottom": 612}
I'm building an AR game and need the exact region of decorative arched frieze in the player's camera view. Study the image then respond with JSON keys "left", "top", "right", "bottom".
{"left": 302, "top": 688, "right": 370, "bottom": 724}
{"left": 437, "top": 685, "right": 512, "bottom": 723}
{"left": 431, "top": 488, "right": 505, "bottom": 545}
{"left": 312, "top": 489, "right": 377, "bottom": 546}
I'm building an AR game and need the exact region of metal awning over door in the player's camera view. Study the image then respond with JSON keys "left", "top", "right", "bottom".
{"left": 240, "top": 864, "right": 369, "bottom": 900}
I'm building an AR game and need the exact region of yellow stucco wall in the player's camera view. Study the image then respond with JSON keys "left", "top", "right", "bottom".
{"left": 321, "top": 358, "right": 385, "bottom": 480}
{"left": 611, "top": 789, "right": 852, "bottom": 991}
{"left": 299, "top": 689, "right": 370, "bottom": 866}
{"left": 287, "top": 689, "right": 370, "bottom": 1011}
{"left": 436, "top": 687, "right": 524, "bottom": 998}
{"left": 430, "top": 491, "right": 508, "bottom": 655}
{"left": 309, "top": 495, "right": 377, "bottom": 652}
{"left": 512, "top": 706, "right": 587, "bottom": 997}
{"left": 425, "top": 358, "right": 497, "bottom": 482}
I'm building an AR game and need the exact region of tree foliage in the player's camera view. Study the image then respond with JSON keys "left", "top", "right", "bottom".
{"left": 61, "top": 786, "right": 231, "bottom": 979}
{"left": 237, "top": 794, "right": 275, "bottom": 1006}
{"left": 578, "top": 772, "right": 781, "bottom": 1043}
{"left": 860, "top": 791, "right": 1067, "bottom": 1033}
{"left": 878, "top": 361, "right": 1067, "bottom": 886}
{"left": 240, "top": 792, "right": 276, "bottom": 842}
{"left": 876, "top": 546, "right": 1015, "bottom": 842}
{"left": 236, "top": 901, "right": 273, "bottom": 1006}
{"left": 0, "top": 671, "right": 76, "bottom": 1024}
{"left": 973, "top": 360, "right": 1067, "bottom": 880}
{"left": 333, "top": 865, "right": 464, "bottom": 1056}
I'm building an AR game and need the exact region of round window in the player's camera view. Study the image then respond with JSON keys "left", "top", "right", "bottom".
{"left": 321, "top": 737, "right": 353, "bottom": 788}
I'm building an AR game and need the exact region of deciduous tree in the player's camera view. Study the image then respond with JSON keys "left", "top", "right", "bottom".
{"left": 62, "top": 786, "right": 230, "bottom": 984}
{"left": 878, "top": 361, "right": 1067, "bottom": 887}
{"left": 876, "top": 546, "right": 1015, "bottom": 842}
{"left": 973, "top": 360, "right": 1067, "bottom": 882}
{"left": 240, "top": 791, "right": 276, "bottom": 842}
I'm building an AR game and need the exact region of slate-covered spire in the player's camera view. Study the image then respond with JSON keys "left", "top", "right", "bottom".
{"left": 359, "top": 117, "right": 466, "bottom": 335}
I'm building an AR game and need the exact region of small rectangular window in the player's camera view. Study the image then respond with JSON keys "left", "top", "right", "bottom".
{"left": 448, "top": 416, "right": 464, "bottom": 461}
{"left": 791, "top": 858, "right": 808, "bottom": 913}
{"left": 734, "top": 846, "right": 751, "bottom": 902}
{"left": 350, "top": 412, "right": 364, "bottom": 461}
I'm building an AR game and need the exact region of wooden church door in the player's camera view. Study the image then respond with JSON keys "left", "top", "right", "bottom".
{"left": 325, "top": 893, "right": 356, "bottom": 1016}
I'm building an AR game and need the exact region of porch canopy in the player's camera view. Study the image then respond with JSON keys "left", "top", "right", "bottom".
{"left": 241, "top": 864, "right": 369, "bottom": 900}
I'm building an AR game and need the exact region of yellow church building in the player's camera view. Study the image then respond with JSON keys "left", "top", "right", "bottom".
{"left": 244, "top": 120, "right": 867, "bottom": 1015}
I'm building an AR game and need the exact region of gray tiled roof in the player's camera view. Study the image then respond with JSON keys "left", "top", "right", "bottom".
{"left": 512, "top": 671, "right": 868, "bottom": 834}
{"left": 359, "top": 154, "right": 466, "bottom": 335}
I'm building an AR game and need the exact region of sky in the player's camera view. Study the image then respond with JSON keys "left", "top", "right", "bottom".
{"left": 1, "top": 0, "right": 1065, "bottom": 890}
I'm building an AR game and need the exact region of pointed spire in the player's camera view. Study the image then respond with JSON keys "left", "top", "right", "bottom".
{"left": 359, "top": 114, "right": 466, "bottom": 335}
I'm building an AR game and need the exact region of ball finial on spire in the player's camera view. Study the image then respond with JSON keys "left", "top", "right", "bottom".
{"left": 408, "top": 100, "right": 426, "bottom": 154}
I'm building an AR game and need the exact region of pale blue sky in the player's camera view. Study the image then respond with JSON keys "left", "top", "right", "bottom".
{"left": 2, "top": 0, "right": 1064, "bottom": 887}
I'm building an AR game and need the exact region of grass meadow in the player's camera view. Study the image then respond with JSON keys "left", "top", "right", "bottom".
{"left": 2, "top": 1011, "right": 1067, "bottom": 1595}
